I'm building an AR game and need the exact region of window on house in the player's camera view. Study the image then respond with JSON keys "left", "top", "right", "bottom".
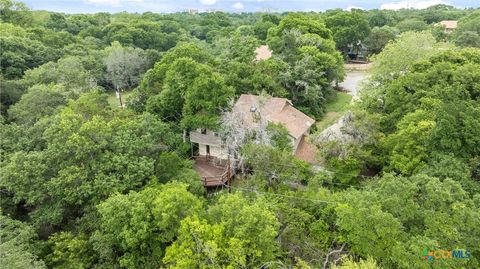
{"left": 201, "top": 128, "right": 207, "bottom": 135}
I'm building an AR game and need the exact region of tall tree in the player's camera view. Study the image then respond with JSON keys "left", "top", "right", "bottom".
{"left": 267, "top": 13, "right": 344, "bottom": 118}
{"left": 395, "top": 18, "right": 428, "bottom": 32}
{"left": 325, "top": 10, "right": 371, "bottom": 54}
{"left": 368, "top": 31, "right": 450, "bottom": 85}
{"left": 7, "top": 84, "right": 66, "bottom": 126}
{"left": 364, "top": 26, "right": 397, "bottom": 55}
{"left": 1, "top": 92, "right": 187, "bottom": 230}
{"left": 164, "top": 194, "right": 280, "bottom": 268}
{"left": 0, "top": 215, "right": 46, "bottom": 269}
{"left": 453, "top": 11, "right": 480, "bottom": 48}
{"left": 105, "top": 42, "right": 148, "bottom": 91}
{"left": 0, "top": 0, "right": 32, "bottom": 26}
{"left": 182, "top": 71, "right": 234, "bottom": 130}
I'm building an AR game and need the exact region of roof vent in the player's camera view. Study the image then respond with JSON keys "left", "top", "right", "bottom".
{"left": 250, "top": 105, "right": 257, "bottom": 112}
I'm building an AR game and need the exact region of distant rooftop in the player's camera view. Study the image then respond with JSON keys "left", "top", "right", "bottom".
{"left": 254, "top": 45, "right": 272, "bottom": 61}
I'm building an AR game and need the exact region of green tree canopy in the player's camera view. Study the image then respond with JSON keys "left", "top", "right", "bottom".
{"left": 94, "top": 182, "right": 203, "bottom": 268}
{"left": 453, "top": 11, "right": 480, "bottom": 48}
{"left": 325, "top": 10, "right": 371, "bottom": 54}
{"left": 267, "top": 13, "right": 344, "bottom": 118}
{"left": 1, "top": 91, "right": 187, "bottom": 229}
{"left": 0, "top": 215, "right": 46, "bottom": 269}
{"left": 395, "top": 18, "right": 428, "bottom": 33}
{"left": 364, "top": 26, "right": 398, "bottom": 56}
{"left": 7, "top": 84, "right": 67, "bottom": 126}
{"left": 104, "top": 42, "right": 149, "bottom": 91}
{"left": 138, "top": 42, "right": 215, "bottom": 97}
{"left": 164, "top": 193, "right": 280, "bottom": 268}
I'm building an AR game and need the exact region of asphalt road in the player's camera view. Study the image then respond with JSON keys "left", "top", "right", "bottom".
{"left": 339, "top": 71, "right": 368, "bottom": 98}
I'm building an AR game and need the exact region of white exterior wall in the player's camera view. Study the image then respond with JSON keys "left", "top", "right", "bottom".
{"left": 199, "top": 144, "right": 207, "bottom": 156}
{"left": 210, "top": 145, "right": 228, "bottom": 159}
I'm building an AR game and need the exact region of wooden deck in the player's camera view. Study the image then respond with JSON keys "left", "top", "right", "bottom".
{"left": 193, "top": 156, "right": 231, "bottom": 187}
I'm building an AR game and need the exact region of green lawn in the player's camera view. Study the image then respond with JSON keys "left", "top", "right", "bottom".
{"left": 107, "top": 90, "right": 134, "bottom": 109}
{"left": 316, "top": 91, "right": 352, "bottom": 131}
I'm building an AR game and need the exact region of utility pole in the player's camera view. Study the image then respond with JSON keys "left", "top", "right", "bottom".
{"left": 116, "top": 86, "right": 124, "bottom": 109}
{"left": 227, "top": 156, "right": 231, "bottom": 193}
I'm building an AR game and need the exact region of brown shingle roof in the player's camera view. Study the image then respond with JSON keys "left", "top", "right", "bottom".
{"left": 233, "top": 94, "right": 315, "bottom": 139}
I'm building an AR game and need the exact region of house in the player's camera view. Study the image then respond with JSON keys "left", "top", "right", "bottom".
{"left": 190, "top": 94, "right": 317, "bottom": 186}
{"left": 437, "top": 20, "right": 458, "bottom": 34}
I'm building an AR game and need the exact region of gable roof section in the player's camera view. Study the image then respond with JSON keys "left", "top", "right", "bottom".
{"left": 233, "top": 94, "right": 315, "bottom": 139}
{"left": 272, "top": 104, "right": 315, "bottom": 139}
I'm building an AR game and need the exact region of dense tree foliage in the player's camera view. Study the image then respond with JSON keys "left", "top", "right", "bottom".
{"left": 368, "top": 31, "right": 451, "bottom": 84}
{"left": 93, "top": 183, "right": 203, "bottom": 268}
{"left": 164, "top": 194, "right": 280, "bottom": 268}
{"left": 267, "top": 13, "right": 344, "bottom": 117}
{"left": 7, "top": 84, "right": 67, "bottom": 125}
{"left": 0, "top": 214, "right": 46, "bottom": 268}
{"left": 0, "top": 27, "right": 59, "bottom": 79}
{"left": 324, "top": 9, "right": 371, "bottom": 54}
{"left": 2, "top": 92, "right": 188, "bottom": 230}
{"left": 105, "top": 42, "right": 149, "bottom": 91}
{"left": 395, "top": 18, "right": 428, "bottom": 32}
{"left": 453, "top": 10, "right": 480, "bottom": 47}
{"left": 364, "top": 25, "right": 398, "bottom": 56}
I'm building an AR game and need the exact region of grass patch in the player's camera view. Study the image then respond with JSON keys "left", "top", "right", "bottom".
{"left": 325, "top": 91, "right": 352, "bottom": 112}
{"left": 107, "top": 90, "right": 134, "bottom": 109}
{"left": 316, "top": 91, "right": 352, "bottom": 131}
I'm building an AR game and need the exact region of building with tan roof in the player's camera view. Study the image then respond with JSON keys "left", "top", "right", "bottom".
{"left": 437, "top": 20, "right": 458, "bottom": 33}
{"left": 232, "top": 94, "right": 314, "bottom": 144}
{"left": 190, "top": 94, "right": 317, "bottom": 165}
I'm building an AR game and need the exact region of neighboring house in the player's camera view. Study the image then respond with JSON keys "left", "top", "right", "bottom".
{"left": 437, "top": 20, "right": 458, "bottom": 33}
{"left": 347, "top": 41, "right": 368, "bottom": 62}
{"left": 190, "top": 94, "right": 316, "bottom": 164}
{"left": 254, "top": 45, "right": 272, "bottom": 61}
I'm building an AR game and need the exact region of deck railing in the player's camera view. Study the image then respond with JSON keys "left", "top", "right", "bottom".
{"left": 194, "top": 155, "right": 235, "bottom": 187}
{"left": 201, "top": 167, "right": 234, "bottom": 187}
